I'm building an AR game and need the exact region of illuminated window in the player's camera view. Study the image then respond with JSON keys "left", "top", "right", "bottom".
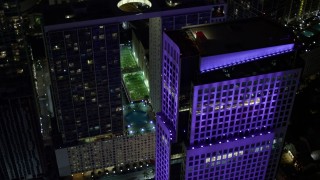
{"left": 239, "top": 151, "right": 244, "bottom": 155}
{"left": 0, "top": 51, "right": 7, "bottom": 59}
{"left": 222, "top": 154, "right": 227, "bottom": 159}
{"left": 112, "top": 33, "right": 118, "bottom": 40}
{"left": 53, "top": 45, "right": 60, "bottom": 50}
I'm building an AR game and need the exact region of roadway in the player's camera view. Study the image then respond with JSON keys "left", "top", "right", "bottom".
{"left": 99, "top": 167, "right": 154, "bottom": 180}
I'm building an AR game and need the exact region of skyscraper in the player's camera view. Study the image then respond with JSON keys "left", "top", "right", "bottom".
{"left": 0, "top": 65, "right": 45, "bottom": 180}
{"left": 156, "top": 17, "right": 301, "bottom": 180}
{"left": 227, "top": 0, "right": 289, "bottom": 21}
{"left": 282, "top": 0, "right": 320, "bottom": 23}
{"left": 0, "top": 0, "right": 45, "bottom": 179}
{"left": 43, "top": 0, "right": 228, "bottom": 176}
{"left": 44, "top": 0, "right": 227, "bottom": 145}
{"left": 149, "top": 1, "right": 227, "bottom": 113}
{"left": 46, "top": 23, "right": 123, "bottom": 144}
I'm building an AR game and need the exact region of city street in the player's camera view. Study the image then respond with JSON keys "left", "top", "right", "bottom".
{"left": 99, "top": 167, "right": 154, "bottom": 180}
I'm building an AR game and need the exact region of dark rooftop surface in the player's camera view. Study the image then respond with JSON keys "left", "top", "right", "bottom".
{"left": 42, "top": 0, "right": 220, "bottom": 28}
{"left": 166, "top": 17, "right": 294, "bottom": 57}
{"left": 0, "top": 63, "right": 35, "bottom": 97}
{"left": 165, "top": 18, "right": 301, "bottom": 85}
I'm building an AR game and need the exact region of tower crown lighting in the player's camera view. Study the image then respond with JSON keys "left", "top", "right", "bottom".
{"left": 117, "top": 0, "right": 152, "bottom": 12}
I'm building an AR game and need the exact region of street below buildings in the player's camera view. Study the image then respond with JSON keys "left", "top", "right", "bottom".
{"left": 99, "top": 167, "right": 154, "bottom": 180}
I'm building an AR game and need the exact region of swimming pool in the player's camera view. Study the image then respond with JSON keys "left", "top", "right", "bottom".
{"left": 301, "top": 30, "right": 315, "bottom": 38}
{"left": 125, "top": 110, "right": 155, "bottom": 135}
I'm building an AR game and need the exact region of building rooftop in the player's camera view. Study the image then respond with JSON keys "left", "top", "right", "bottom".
{"left": 120, "top": 45, "right": 149, "bottom": 102}
{"left": 0, "top": 63, "right": 35, "bottom": 98}
{"left": 165, "top": 17, "right": 301, "bottom": 85}
{"left": 42, "top": 0, "right": 222, "bottom": 29}
{"left": 166, "top": 17, "right": 294, "bottom": 57}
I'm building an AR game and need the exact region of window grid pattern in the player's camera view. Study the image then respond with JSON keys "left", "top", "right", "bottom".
{"left": 162, "top": 33, "right": 180, "bottom": 132}
{"left": 156, "top": 115, "right": 172, "bottom": 180}
{"left": 190, "top": 70, "right": 300, "bottom": 145}
{"left": 47, "top": 24, "right": 123, "bottom": 143}
{"left": 265, "top": 131, "right": 286, "bottom": 180}
{"left": 184, "top": 134, "right": 274, "bottom": 180}
{"left": 0, "top": 98, "right": 44, "bottom": 179}
{"left": 66, "top": 132, "right": 155, "bottom": 173}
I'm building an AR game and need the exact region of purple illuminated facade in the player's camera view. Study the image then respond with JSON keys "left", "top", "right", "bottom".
{"left": 156, "top": 113, "right": 174, "bottom": 180}
{"left": 156, "top": 18, "right": 301, "bottom": 180}
{"left": 200, "top": 44, "right": 294, "bottom": 72}
{"left": 182, "top": 132, "right": 274, "bottom": 180}
{"left": 161, "top": 34, "right": 180, "bottom": 138}
{"left": 189, "top": 70, "right": 299, "bottom": 145}
{"left": 184, "top": 69, "right": 300, "bottom": 180}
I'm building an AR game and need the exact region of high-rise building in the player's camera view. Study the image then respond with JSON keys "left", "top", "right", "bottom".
{"left": 46, "top": 23, "right": 123, "bottom": 144}
{"left": 44, "top": 0, "right": 227, "bottom": 145}
{"left": 0, "top": 66, "right": 45, "bottom": 180}
{"left": 0, "top": 1, "right": 45, "bottom": 179}
{"left": 228, "top": 0, "right": 320, "bottom": 23}
{"left": 282, "top": 0, "right": 320, "bottom": 23}
{"left": 227, "top": 0, "right": 289, "bottom": 21}
{"left": 156, "top": 17, "right": 301, "bottom": 180}
{"left": 55, "top": 132, "right": 155, "bottom": 176}
{"left": 149, "top": 1, "right": 227, "bottom": 113}
{"left": 43, "top": 0, "right": 228, "bottom": 176}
